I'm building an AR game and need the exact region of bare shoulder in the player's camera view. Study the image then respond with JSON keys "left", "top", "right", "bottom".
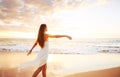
{"left": 45, "top": 34, "right": 53, "bottom": 37}
{"left": 45, "top": 34, "right": 54, "bottom": 38}
{"left": 45, "top": 34, "right": 49, "bottom": 36}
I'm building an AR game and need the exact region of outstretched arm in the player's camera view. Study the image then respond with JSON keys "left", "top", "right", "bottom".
{"left": 48, "top": 35, "right": 72, "bottom": 40}
{"left": 27, "top": 40, "right": 37, "bottom": 56}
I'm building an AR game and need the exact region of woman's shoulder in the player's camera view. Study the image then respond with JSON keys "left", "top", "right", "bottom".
{"left": 45, "top": 34, "right": 49, "bottom": 38}
{"left": 45, "top": 34, "right": 52, "bottom": 37}
{"left": 45, "top": 33, "right": 49, "bottom": 36}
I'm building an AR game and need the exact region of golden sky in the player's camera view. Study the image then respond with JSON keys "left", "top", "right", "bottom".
{"left": 0, "top": 0, "right": 120, "bottom": 38}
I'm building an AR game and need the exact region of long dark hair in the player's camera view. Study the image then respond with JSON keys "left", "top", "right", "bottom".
{"left": 37, "top": 24, "right": 47, "bottom": 48}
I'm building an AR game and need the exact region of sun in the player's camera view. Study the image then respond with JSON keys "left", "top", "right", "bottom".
{"left": 51, "top": 10, "right": 98, "bottom": 38}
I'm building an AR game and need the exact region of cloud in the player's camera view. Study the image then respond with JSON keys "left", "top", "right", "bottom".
{"left": 0, "top": 0, "right": 55, "bottom": 28}
{"left": 0, "top": 0, "right": 110, "bottom": 32}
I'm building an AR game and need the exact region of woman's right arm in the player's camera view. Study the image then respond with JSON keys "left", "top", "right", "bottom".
{"left": 27, "top": 40, "right": 37, "bottom": 56}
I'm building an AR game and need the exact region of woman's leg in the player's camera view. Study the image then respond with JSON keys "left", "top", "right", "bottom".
{"left": 32, "top": 66, "right": 42, "bottom": 77}
{"left": 42, "top": 64, "right": 47, "bottom": 77}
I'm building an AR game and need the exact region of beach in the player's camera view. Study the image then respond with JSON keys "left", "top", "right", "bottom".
{"left": 0, "top": 52, "right": 120, "bottom": 77}
{"left": 65, "top": 67, "right": 120, "bottom": 77}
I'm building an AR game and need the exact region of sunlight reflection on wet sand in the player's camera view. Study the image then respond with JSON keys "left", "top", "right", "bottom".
{"left": 0, "top": 52, "right": 120, "bottom": 77}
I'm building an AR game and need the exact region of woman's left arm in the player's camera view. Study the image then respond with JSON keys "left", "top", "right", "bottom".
{"left": 48, "top": 35, "right": 72, "bottom": 40}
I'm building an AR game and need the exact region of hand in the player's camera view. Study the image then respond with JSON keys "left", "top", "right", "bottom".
{"left": 27, "top": 50, "right": 32, "bottom": 56}
{"left": 67, "top": 36, "right": 72, "bottom": 40}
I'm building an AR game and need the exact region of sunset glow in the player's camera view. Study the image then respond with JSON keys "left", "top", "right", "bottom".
{"left": 0, "top": 31, "right": 36, "bottom": 38}
{"left": 0, "top": 0, "right": 120, "bottom": 38}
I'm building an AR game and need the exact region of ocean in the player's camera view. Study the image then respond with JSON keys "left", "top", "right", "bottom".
{"left": 0, "top": 38, "right": 120, "bottom": 54}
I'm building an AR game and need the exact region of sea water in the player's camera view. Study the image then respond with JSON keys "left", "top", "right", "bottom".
{"left": 0, "top": 38, "right": 120, "bottom": 54}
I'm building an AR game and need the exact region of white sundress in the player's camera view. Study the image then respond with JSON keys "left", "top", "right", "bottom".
{"left": 18, "top": 41, "right": 49, "bottom": 69}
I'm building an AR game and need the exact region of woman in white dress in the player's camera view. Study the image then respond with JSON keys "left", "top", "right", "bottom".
{"left": 24, "top": 24, "right": 72, "bottom": 77}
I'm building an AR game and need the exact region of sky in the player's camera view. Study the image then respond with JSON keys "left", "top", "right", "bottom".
{"left": 0, "top": 0, "right": 120, "bottom": 38}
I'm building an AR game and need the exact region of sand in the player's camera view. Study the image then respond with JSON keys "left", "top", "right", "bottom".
{"left": 0, "top": 66, "right": 120, "bottom": 77}
{"left": 65, "top": 67, "right": 120, "bottom": 77}
{"left": 0, "top": 52, "right": 120, "bottom": 77}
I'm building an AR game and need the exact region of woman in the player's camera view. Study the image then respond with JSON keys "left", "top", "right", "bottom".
{"left": 21, "top": 24, "right": 72, "bottom": 77}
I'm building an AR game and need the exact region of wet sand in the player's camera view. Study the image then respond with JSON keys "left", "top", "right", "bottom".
{"left": 0, "top": 52, "right": 120, "bottom": 77}
{"left": 65, "top": 67, "right": 120, "bottom": 77}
